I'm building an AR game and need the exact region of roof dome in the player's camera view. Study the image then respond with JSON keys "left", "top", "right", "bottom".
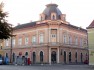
{"left": 42, "top": 3, "right": 62, "bottom": 20}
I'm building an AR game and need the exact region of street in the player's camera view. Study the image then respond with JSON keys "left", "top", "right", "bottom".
{"left": 0, "top": 64, "right": 94, "bottom": 70}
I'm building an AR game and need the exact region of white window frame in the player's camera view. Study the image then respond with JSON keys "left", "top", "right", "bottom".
{"left": 39, "top": 34, "right": 44, "bottom": 43}
{"left": 5, "top": 39, "right": 9, "bottom": 47}
{"left": 69, "top": 36, "right": 72, "bottom": 44}
{"left": 12, "top": 38, "right": 15, "bottom": 47}
{"left": 63, "top": 35, "right": 67, "bottom": 44}
{"left": 80, "top": 38, "right": 83, "bottom": 47}
{"left": 25, "top": 37, "right": 29, "bottom": 45}
{"left": 75, "top": 37, "right": 78, "bottom": 45}
{"left": 18, "top": 38, "right": 22, "bottom": 45}
{"left": 32, "top": 35, "right": 36, "bottom": 44}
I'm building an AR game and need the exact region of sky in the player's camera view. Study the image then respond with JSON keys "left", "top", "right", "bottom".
{"left": 0, "top": 0, "right": 94, "bottom": 29}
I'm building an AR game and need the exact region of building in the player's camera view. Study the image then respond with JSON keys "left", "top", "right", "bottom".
{"left": 2, "top": 3, "right": 88, "bottom": 64}
{"left": 87, "top": 20, "right": 94, "bottom": 65}
{"left": 0, "top": 40, "right": 5, "bottom": 57}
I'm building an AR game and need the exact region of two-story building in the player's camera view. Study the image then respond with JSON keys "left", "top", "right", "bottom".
{"left": 2, "top": 3, "right": 88, "bottom": 64}
{"left": 87, "top": 20, "right": 94, "bottom": 65}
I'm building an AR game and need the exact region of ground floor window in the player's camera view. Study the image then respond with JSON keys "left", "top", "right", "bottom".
{"left": 81, "top": 53, "right": 83, "bottom": 62}
{"left": 64, "top": 51, "right": 66, "bottom": 63}
{"left": 32, "top": 52, "right": 36, "bottom": 63}
{"left": 40, "top": 51, "right": 43, "bottom": 63}
{"left": 12, "top": 53, "right": 15, "bottom": 62}
{"left": 75, "top": 52, "right": 77, "bottom": 63}
{"left": 69, "top": 52, "right": 71, "bottom": 62}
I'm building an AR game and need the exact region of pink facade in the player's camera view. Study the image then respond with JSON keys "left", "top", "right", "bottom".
{"left": 2, "top": 3, "right": 88, "bottom": 64}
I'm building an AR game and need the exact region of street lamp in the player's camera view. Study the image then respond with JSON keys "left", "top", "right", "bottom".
{"left": 10, "top": 25, "right": 16, "bottom": 63}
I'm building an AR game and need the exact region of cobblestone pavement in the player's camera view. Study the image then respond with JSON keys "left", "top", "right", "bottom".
{"left": 0, "top": 64, "right": 94, "bottom": 70}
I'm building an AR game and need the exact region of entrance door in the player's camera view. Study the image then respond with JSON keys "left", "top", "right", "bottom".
{"left": 64, "top": 51, "right": 66, "bottom": 63}
{"left": 32, "top": 52, "right": 36, "bottom": 63}
{"left": 51, "top": 51, "right": 56, "bottom": 63}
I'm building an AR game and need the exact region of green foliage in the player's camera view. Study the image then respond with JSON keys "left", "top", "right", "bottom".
{"left": 0, "top": 2, "right": 13, "bottom": 39}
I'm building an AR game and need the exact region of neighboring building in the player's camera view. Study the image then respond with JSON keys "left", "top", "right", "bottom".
{"left": 0, "top": 40, "right": 5, "bottom": 57}
{"left": 2, "top": 3, "right": 88, "bottom": 64}
{"left": 87, "top": 20, "right": 94, "bottom": 65}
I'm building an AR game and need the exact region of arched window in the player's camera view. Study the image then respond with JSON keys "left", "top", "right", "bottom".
{"left": 40, "top": 51, "right": 43, "bottom": 63}
{"left": 69, "top": 52, "right": 71, "bottom": 62}
{"left": 52, "top": 15, "right": 55, "bottom": 20}
{"left": 32, "top": 52, "right": 36, "bottom": 63}
{"left": 75, "top": 52, "right": 77, "bottom": 62}
{"left": 81, "top": 53, "right": 83, "bottom": 62}
{"left": 64, "top": 51, "right": 66, "bottom": 63}
{"left": 51, "top": 13, "right": 56, "bottom": 20}
{"left": 13, "top": 53, "right": 15, "bottom": 62}
{"left": 25, "top": 52, "right": 28, "bottom": 57}
{"left": 6, "top": 53, "right": 8, "bottom": 57}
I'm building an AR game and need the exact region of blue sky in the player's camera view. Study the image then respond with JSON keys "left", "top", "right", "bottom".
{"left": 0, "top": 0, "right": 94, "bottom": 28}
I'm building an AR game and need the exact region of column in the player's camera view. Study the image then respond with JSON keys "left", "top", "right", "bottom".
{"left": 57, "top": 28, "right": 59, "bottom": 43}
{"left": 57, "top": 48, "right": 60, "bottom": 63}
{"left": 60, "top": 28, "right": 62, "bottom": 43}
{"left": 49, "top": 28, "right": 51, "bottom": 43}
{"left": 36, "top": 30, "right": 38, "bottom": 44}
{"left": 45, "top": 28, "right": 48, "bottom": 43}
{"left": 49, "top": 47, "right": 51, "bottom": 64}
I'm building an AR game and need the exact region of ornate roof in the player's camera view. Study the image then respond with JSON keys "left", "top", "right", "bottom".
{"left": 42, "top": 3, "right": 62, "bottom": 20}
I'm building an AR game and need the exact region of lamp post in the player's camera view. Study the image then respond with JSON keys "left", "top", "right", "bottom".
{"left": 10, "top": 36, "right": 12, "bottom": 63}
{"left": 10, "top": 24, "right": 16, "bottom": 64}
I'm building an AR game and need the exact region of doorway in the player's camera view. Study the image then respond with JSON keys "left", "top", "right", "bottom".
{"left": 51, "top": 51, "right": 57, "bottom": 63}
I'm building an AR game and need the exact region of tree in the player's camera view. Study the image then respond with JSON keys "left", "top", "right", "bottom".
{"left": 0, "top": 2, "right": 13, "bottom": 40}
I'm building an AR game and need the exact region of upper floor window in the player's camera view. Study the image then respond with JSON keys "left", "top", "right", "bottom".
{"left": 83, "top": 39, "right": 87, "bottom": 45}
{"left": 51, "top": 13, "right": 56, "bottom": 20}
{"left": 51, "top": 34, "right": 56, "bottom": 38}
{"left": 40, "top": 14, "right": 45, "bottom": 21}
{"left": 32, "top": 35, "right": 36, "bottom": 43}
{"left": 80, "top": 38, "right": 83, "bottom": 47}
{"left": 39, "top": 34, "right": 44, "bottom": 43}
{"left": 68, "top": 36, "right": 72, "bottom": 44}
{"left": 25, "top": 37, "right": 29, "bottom": 45}
{"left": 12, "top": 38, "right": 15, "bottom": 47}
{"left": 63, "top": 34, "right": 67, "bottom": 44}
{"left": 18, "top": 38, "right": 22, "bottom": 45}
{"left": 75, "top": 37, "right": 78, "bottom": 45}
{"left": 52, "top": 15, "right": 55, "bottom": 20}
{"left": 5, "top": 39, "right": 9, "bottom": 47}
